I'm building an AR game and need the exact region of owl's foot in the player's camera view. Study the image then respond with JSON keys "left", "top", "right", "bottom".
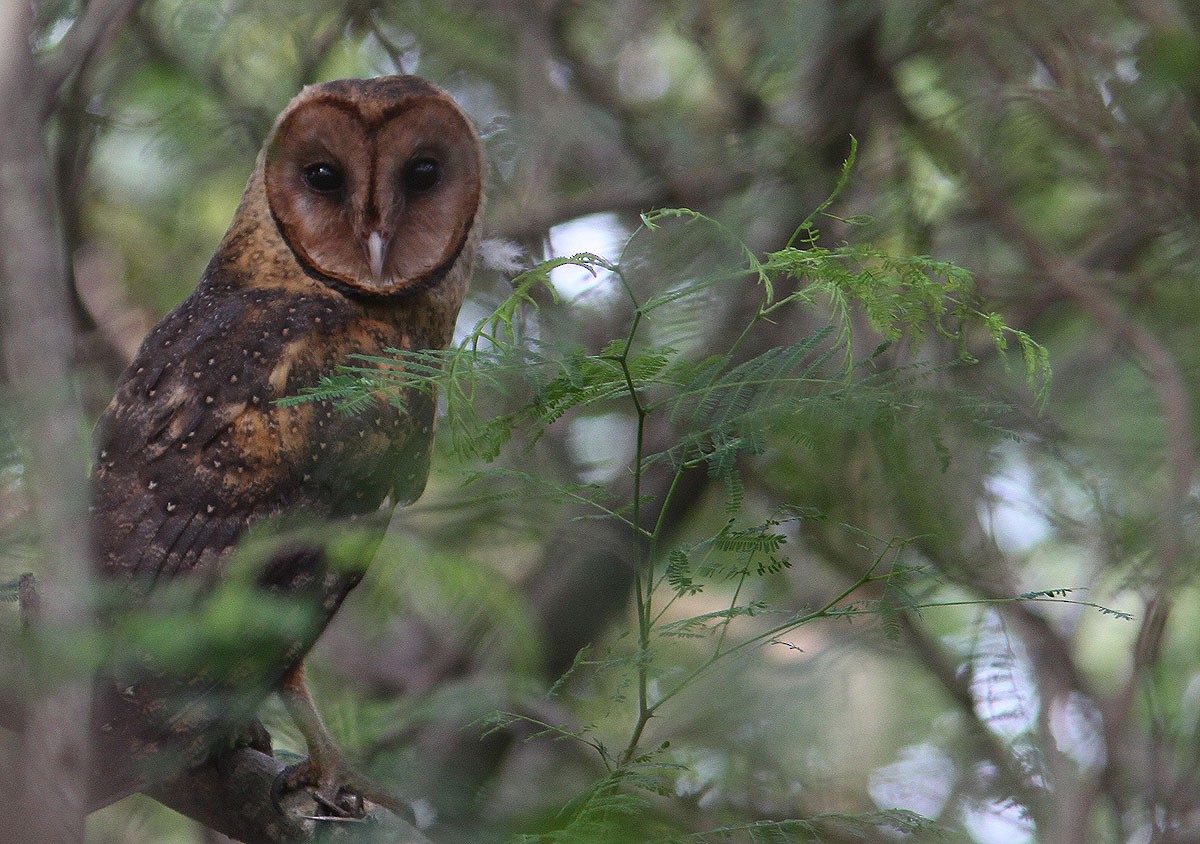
{"left": 271, "top": 752, "right": 414, "bottom": 821}
{"left": 271, "top": 756, "right": 366, "bottom": 819}
{"left": 273, "top": 663, "right": 409, "bottom": 821}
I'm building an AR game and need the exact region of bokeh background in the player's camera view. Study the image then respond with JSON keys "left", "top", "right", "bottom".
{"left": 4, "top": 2, "right": 1200, "bottom": 843}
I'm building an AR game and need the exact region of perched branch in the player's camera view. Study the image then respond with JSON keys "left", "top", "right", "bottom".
{"left": 0, "top": 624, "right": 430, "bottom": 844}
{"left": 145, "top": 750, "right": 432, "bottom": 844}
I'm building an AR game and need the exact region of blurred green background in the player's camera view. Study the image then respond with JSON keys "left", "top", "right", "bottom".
{"left": 5, "top": 1, "right": 1200, "bottom": 843}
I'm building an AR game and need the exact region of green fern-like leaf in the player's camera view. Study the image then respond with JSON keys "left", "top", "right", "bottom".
{"left": 713, "top": 524, "right": 788, "bottom": 556}
{"left": 666, "top": 547, "right": 700, "bottom": 596}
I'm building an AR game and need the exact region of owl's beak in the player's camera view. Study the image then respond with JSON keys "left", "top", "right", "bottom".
{"left": 365, "top": 230, "right": 389, "bottom": 284}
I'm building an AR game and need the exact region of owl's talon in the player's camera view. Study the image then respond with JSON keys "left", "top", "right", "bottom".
{"left": 271, "top": 758, "right": 369, "bottom": 820}
{"left": 309, "top": 789, "right": 365, "bottom": 821}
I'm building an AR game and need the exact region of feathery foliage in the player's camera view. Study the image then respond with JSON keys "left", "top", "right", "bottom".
{"left": 281, "top": 165, "right": 1093, "bottom": 840}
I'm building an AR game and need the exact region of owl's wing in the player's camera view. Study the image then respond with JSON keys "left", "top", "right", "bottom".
{"left": 91, "top": 312, "right": 282, "bottom": 585}
{"left": 88, "top": 281, "right": 432, "bottom": 802}
{"left": 91, "top": 281, "right": 429, "bottom": 579}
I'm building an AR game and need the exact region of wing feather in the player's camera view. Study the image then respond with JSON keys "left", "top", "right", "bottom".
{"left": 89, "top": 279, "right": 436, "bottom": 800}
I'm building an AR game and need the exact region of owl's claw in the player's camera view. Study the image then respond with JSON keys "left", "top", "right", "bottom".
{"left": 272, "top": 663, "right": 411, "bottom": 820}
{"left": 310, "top": 790, "right": 365, "bottom": 821}
{"left": 270, "top": 757, "right": 366, "bottom": 820}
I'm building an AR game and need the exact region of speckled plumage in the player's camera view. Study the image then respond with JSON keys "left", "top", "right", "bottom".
{"left": 88, "top": 75, "right": 482, "bottom": 803}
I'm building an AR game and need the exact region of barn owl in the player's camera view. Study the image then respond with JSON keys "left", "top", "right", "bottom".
{"left": 89, "top": 75, "right": 483, "bottom": 816}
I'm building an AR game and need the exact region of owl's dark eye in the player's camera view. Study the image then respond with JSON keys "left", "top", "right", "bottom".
{"left": 301, "top": 162, "right": 344, "bottom": 194}
{"left": 404, "top": 157, "right": 441, "bottom": 194}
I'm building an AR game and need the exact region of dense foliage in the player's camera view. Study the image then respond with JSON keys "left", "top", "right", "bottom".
{"left": 3, "top": 2, "right": 1200, "bottom": 844}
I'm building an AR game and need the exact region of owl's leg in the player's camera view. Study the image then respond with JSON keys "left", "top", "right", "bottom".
{"left": 273, "top": 662, "right": 407, "bottom": 820}
{"left": 273, "top": 662, "right": 362, "bottom": 817}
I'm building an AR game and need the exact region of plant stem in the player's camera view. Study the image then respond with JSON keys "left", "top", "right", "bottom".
{"left": 639, "top": 558, "right": 888, "bottom": 725}
{"left": 714, "top": 568, "right": 749, "bottom": 657}
{"left": 609, "top": 295, "right": 657, "bottom": 765}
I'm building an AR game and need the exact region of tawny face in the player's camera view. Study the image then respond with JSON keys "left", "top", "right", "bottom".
{"left": 263, "top": 76, "right": 483, "bottom": 296}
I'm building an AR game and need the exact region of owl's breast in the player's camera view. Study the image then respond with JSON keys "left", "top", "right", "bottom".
{"left": 310, "top": 315, "right": 435, "bottom": 500}
{"left": 214, "top": 288, "right": 435, "bottom": 516}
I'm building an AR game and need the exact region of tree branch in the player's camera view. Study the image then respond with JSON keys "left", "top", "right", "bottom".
{"left": 0, "top": 641, "right": 431, "bottom": 844}
{"left": 0, "top": 2, "right": 98, "bottom": 839}
{"left": 860, "top": 34, "right": 1192, "bottom": 838}
{"left": 35, "top": 0, "right": 143, "bottom": 113}
{"left": 144, "top": 750, "right": 432, "bottom": 844}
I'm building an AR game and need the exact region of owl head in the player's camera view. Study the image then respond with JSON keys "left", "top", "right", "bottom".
{"left": 261, "top": 76, "right": 484, "bottom": 297}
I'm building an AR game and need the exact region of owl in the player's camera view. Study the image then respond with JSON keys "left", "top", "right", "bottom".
{"left": 88, "top": 76, "right": 483, "bottom": 814}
